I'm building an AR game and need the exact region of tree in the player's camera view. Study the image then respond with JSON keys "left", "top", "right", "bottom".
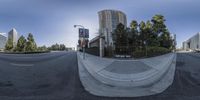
{"left": 138, "top": 20, "right": 161, "bottom": 49}
{"left": 151, "top": 14, "right": 166, "bottom": 35}
{"left": 145, "top": 20, "right": 160, "bottom": 47}
{"left": 5, "top": 38, "right": 13, "bottom": 51}
{"left": 25, "top": 33, "right": 37, "bottom": 52}
{"left": 130, "top": 20, "right": 138, "bottom": 33}
{"left": 144, "top": 20, "right": 152, "bottom": 44}
{"left": 113, "top": 23, "right": 128, "bottom": 55}
{"left": 110, "top": 14, "right": 172, "bottom": 57}
{"left": 138, "top": 21, "right": 147, "bottom": 48}
{"left": 37, "top": 45, "right": 47, "bottom": 51}
{"left": 159, "top": 29, "right": 173, "bottom": 49}
{"left": 50, "top": 43, "right": 59, "bottom": 50}
{"left": 129, "top": 20, "right": 139, "bottom": 51}
{"left": 151, "top": 14, "right": 172, "bottom": 49}
{"left": 59, "top": 44, "right": 66, "bottom": 51}
{"left": 15, "top": 35, "right": 26, "bottom": 52}
{"left": 48, "top": 43, "right": 67, "bottom": 51}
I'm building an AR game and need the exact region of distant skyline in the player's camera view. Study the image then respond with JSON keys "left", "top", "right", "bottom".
{"left": 0, "top": 0, "right": 200, "bottom": 48}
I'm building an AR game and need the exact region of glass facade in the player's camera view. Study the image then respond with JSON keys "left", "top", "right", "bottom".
{"left": 98, "top": 10, "right": 127, "bottom": 46}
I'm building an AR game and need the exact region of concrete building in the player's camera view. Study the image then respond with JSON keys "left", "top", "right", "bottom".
{"left": 8, "top": 28, "right": 18, "bottom": 47}
{"left": 98, "top": 9, "right": 127, "bottom": 46}
{"left": 88, "top": 10, "right": 127, "bottom": 57}
{"left": 182, "top": 32, "right": 200, "bottom": 50}
{"left": 0, "top": 34, "right": 7, "bottom": 51}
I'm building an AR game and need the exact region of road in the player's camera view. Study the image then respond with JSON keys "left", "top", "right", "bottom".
{"left": 0, "top": 52, "right": 199, "bottom": 100}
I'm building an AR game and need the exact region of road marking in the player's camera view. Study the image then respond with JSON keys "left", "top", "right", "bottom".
{"left": 10, "top": 63, "right": 34, "bottom": 67}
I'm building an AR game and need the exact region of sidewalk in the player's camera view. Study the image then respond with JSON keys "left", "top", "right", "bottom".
{"left": 77, "top": 52, "right": 176, "bottom": 97}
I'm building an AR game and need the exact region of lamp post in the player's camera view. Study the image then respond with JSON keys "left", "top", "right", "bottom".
{"left": 74, "top": 25, "right": 86, "bottom": 59}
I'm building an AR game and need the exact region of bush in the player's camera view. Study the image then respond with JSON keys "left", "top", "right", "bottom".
{"left": 133, "top": 50, "right": 146, "bottom": 58}
{"left": 133, "top": 46, "right": 171, "bottom": 58}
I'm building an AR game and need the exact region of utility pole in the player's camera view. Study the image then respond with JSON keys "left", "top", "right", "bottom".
{"left": 74, "top": 25, "right": 86, "bottom": 59}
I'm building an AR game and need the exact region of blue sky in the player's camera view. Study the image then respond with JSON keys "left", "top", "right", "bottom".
{"left": 0, "top": 0, "right": 200, "bottom": 48}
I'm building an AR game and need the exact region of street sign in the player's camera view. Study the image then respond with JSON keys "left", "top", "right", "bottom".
{"left": 79, "top": 28, "right": 89, "bottom": 38}
{"left": 79, "top": 28, "right": 84, "bottom": 38}
{"left": 85, "top": 29, "right": 89, "bottom": 38}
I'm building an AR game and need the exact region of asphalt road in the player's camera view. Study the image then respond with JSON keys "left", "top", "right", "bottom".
{"left": 0, "top": 52, "right": 199, "bottom": 100}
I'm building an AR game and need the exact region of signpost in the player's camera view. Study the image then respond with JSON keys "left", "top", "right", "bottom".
{"left": 84, "top": 29, "right": 89, "bottom": 38}
{"left": 74, "top": 25, "right": 89, "bottom": 60}
{"left": 79, "top": 28, "right": 89, "bottom": 38}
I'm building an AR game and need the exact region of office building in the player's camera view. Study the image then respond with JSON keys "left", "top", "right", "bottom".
{"left": 182, "top": 32, "right": 200, "bottom": 50}
{"left": 0, "top": 34, "right": 7, "bottom": 51}
{"left": 8, "top": 28, "right": 18, "bottom": 47}
{"left": 98, "top": 9, "right": 127, "bottom": 46}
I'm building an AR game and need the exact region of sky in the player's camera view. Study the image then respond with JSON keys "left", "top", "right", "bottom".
{"left": 0, "top": 0, "right": 200, "bottom": 48}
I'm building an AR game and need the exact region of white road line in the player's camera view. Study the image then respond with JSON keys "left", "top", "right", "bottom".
{"left": 10, "top": 63, "right": 34, "bottom": 67}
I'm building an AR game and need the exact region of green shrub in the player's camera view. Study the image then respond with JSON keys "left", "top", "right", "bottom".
{"left": 133, "top": 46, "right": 171, "bottom": 58}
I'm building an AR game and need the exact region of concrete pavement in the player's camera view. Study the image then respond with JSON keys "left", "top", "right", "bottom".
{"left": 78, "top": 52, "right": 176, "bottom": 97}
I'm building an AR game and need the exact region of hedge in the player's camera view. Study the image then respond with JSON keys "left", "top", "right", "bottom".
{"left": 133, "top": 46, "right": 171, "bottom": 58}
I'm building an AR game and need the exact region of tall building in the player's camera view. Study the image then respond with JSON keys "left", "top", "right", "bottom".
{"left": 8, "top": 28, "right": 18, "bottom": 47}
{"left": 0, "top": 34, "right": 7, "bottom": 51}
{"left": 182, "top": 32, "right": 200, "bottom": 50}
{"left": 98, "top": 9, "right": 127, "bottom": 46}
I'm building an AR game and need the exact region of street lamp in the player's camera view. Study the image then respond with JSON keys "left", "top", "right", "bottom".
{"left": 74, "top": 25, "right": 86, "bottom": 59}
